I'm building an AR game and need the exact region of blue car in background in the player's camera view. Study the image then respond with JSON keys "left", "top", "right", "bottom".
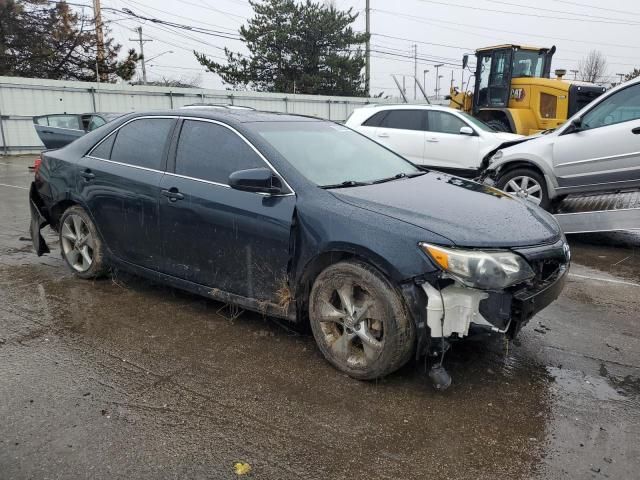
{"left": 33, "top": 112, "right": 123, "bottom": 149}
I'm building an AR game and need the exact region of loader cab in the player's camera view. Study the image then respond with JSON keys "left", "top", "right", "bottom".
{"left": 473, "top": 45, "right": 555, "bottom": 113}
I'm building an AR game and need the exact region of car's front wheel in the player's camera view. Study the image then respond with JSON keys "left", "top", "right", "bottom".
{"left": 497, "top": 167, "right": 550, "bottom": 210}
{"left": 309, "top": 260, "right": 415, "bottom": 380}
{"left": 59, "top": 205, "right": 108, "bottom": 279}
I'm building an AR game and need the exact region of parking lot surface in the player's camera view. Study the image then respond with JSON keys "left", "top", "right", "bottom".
{"left": 1, "top": 155, "right": 639, "bottom": 479}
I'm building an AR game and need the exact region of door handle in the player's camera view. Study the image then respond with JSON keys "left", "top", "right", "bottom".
{"left": 41, "top": 130, "right": 54, "bottom": 134}
{"left": 377, "top": 132, "right": 390, "bottom": 138}
{"left": 426, "top": 138, "right": 439, "bottom": 143}
{"left": 80, "top": 169, "right": 95, "bottom": 180}
{"left": 161, "top": 188, "right": 184, "bottom": 202}
{"left": 632, "top": 127, "right": 640, "bottom": 135}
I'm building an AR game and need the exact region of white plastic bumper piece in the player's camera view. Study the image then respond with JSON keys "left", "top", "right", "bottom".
{"left": 422, "top": 282, "right": 495, "bottom": 338}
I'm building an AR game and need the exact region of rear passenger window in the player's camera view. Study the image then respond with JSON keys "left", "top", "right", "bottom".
{"left": 90, "top": 134, "right": 116, "bottom": 159}
{"left": 110, "top": 118, "right": 174, "bottom": 170}
{"left": 175, "top": 120, "right": 264, "bottom": 184}
{"left": 362, "top": 111, "right": 388, "bottom": 127}
{"left": 380, "top": 110, "right": 425, "bottom": 131}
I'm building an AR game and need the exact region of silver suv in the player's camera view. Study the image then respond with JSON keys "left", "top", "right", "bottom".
{"left": 484, "top": 77, "right": 640, "bottom": 210}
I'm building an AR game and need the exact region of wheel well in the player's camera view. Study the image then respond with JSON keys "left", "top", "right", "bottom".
{"left": 497, "top": 160, "right": 544, "bottom": 179}
{"left": 49, "top": 200, "right": 78, "bottom": 229}
{"left": 294, "top": 250, "right": 394, "bottom": 324}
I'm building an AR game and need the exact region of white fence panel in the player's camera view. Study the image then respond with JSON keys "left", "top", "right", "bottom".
{"left": 0, "top": 76, "right": 407, "bottom": 155}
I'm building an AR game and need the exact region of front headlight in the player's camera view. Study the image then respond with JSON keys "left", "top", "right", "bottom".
{"left": 419, "top": 243, "right": 535, "bottom": 290}
{"left": 489, "top": 150, "right": 503, "bottom": 164}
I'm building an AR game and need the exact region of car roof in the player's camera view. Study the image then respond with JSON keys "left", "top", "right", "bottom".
{"left": 125, "top": 109, "right": 324, "bottom": 124}
{"left": 355, "top": 104, "right": 462, "bottom": 113}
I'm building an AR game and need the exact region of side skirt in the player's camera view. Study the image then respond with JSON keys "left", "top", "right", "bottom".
{"left": 106, "top": 254, "right": 296, "bottom": 322}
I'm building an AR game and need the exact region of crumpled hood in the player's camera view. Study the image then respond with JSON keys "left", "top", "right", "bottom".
{"left": 492, "top": 132, "right": 523, "bottom": 141}
{"left": 331, "top": 172, "right": 561, "bottom": 248}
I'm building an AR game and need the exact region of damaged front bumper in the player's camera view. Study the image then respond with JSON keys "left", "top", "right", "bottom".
{"left": 421, "top": 264, "right": 567, "bottom": 340}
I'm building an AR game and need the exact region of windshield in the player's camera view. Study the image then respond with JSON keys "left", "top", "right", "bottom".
{"left": 456, "top": 111, "right": 495, "bottom": 132}
{"left": 512, "top": 50, "right": 546, "bottom": 78}
{"left": 254, "top": 121, "right": 421, "bottom": 187}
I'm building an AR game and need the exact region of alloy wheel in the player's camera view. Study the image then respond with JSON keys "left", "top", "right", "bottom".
{"left": 317, "top": 280, "right": 385, "bottom": 368}
{"left": 60, "top": 214, "right": 95, "bottom": 272}
{"left": 503, "top": 175, "right": 543, "bottom": 205}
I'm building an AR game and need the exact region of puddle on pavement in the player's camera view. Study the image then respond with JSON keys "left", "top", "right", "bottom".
{"left": 0, "top": 256, "right": 556, "bottom": 480}
{"left": 548, "top": 367, "right": 628, "bottom": 402}
{"left": 569, "top": 231, "right": 640, "bottom": 283}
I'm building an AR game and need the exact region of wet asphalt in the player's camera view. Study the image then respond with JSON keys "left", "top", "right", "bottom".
{"left": 0, "top": 155, "right": 639, "bottom": 480}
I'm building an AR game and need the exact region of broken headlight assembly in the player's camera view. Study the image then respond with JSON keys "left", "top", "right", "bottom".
{"left": 419, "top": 243, "right": 535, "bottom": 290}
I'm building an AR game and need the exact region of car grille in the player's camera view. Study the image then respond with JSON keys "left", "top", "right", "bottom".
{"left": 530, "top": 257, "right": 565, "bottom": 286}
{"left": 513, "top": 240, "right": 569, "bottom": 289}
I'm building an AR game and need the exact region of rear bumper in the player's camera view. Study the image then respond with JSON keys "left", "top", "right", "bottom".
{"left": 29, "top": 182, "right": 50, "bottom": 256}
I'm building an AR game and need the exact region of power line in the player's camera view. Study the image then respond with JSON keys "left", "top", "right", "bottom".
{"left": 174, "top": 0, "right": 246, "bottom": 21}
{"left": 553, "top": 0, "right": 640, "bottom": 18}
{"left": 373, "top": 8, "right": 639, "bottom": 51}
{"left": 373, "top": 33, "right": 470, "bottom": 51}
{"left": 122, "top": 0, "right": 239, "bottom": 33}
{"left": 490, "top": 0, "right": 639, "bottom": 23}
{"left": 413, "top": 0, "right": 640, "bottom": 25}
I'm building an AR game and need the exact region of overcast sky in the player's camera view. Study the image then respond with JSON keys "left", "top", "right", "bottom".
{"left": 83, "top": 0, "right": 639, "bottom": 97}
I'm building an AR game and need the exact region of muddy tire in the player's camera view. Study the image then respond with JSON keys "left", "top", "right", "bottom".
{"left": 486, "top": 118, "right": 512, "bottom": 133}
{"left": 309, "top": 260, "right": 415, "bottom": 380}
{"left": 58, "top": 205, "right": 108, "bottom": 279}
{"left": 497, "top": 167, "right": 550, "bottom": 210}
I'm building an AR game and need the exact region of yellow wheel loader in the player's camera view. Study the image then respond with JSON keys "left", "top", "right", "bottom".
{"left": 449, "top": 45, "right": 607, "bottom": 135}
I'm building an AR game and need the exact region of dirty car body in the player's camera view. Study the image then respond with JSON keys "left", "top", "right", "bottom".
{"left": 30, "top": 109, "right": 570, "bottom": 380}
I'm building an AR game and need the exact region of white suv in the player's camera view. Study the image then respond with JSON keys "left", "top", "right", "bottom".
{"left": 345, "top": 104, "right": 522, "bottom": 176}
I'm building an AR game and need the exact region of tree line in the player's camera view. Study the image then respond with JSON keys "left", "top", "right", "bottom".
{"left": 1, "top": 0, "right": 138, "bottom": 82}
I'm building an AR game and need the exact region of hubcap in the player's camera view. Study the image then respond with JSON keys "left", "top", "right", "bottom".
{"left": 503, "top": 175, "right": 543, "bottom": 205}
{"left": 60, "top": 214, "right": 95, "bottom": 272}
{"left": 317, "top": 281, "right": 384, "bottom": 368}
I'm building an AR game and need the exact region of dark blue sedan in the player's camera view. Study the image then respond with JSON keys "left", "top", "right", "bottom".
{"left": 29, "top": 109, "right": 569, "bottom": 385}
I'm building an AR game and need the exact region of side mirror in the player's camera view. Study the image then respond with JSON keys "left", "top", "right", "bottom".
{"left": 228, "top": 168, "right": 282, "bottom": 194}
{"left": 462, "top": 54, "right": 469, "bottom": 70}
{"left": 459, "top": 126, "right": 474, "bottom": 136}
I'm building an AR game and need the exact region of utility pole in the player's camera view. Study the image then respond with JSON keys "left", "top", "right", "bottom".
{"left": 413, "top": 44, "right": 418, "bottom": 100}
{"left": 365, "top": 0, "right": 371, "bottom": 97}
{"left": 450, "top": 70, "right": 454, "bottom": 89}
{"left": 616, "top": 73, "right": 625, "bottom": 84}
{"left": 423, "top": 69, "right": 429, "bottom": 94}
{"left": 434, "top": 64, "right": 443, "bottom": 100}
{"left": 570, "top": 69, "right": 578, "bottom": 80}
{"left": 130, "top": 26, "right": 152, "bottom": 85}
{"left": 92, "top": 0, "right": 105, "bottom": 82}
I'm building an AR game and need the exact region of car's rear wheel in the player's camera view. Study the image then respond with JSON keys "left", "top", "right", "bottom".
{"left": 59, "top": 206, "right": 107, "bottom": 279}
{"left": 309, "top": 260, "right": 415, "bottom": 380}
{"left": 497, "top": 167, "right": 550, "bottom": 210}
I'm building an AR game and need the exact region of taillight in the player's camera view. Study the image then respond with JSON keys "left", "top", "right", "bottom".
{"left": 33, "top": 157, "right": 42, "bottom": 177}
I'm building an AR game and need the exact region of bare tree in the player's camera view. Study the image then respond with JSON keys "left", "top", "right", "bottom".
{"left": 131, "top": 75, "right": 202, "bottom": 88}
{"left": 624, "top": 68, "right": 640, "bottom": 81}
{"left": 578, "top": 50, "right": 608, "bottom": 84}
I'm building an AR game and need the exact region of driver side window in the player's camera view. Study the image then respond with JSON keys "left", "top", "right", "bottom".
{"left": 581, "top": 84, "right": 640, "bottom": 130}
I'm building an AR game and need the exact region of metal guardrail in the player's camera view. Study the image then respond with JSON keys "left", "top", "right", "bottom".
{"left": 555, "top": 191, "right": 640, "bottom": 234}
